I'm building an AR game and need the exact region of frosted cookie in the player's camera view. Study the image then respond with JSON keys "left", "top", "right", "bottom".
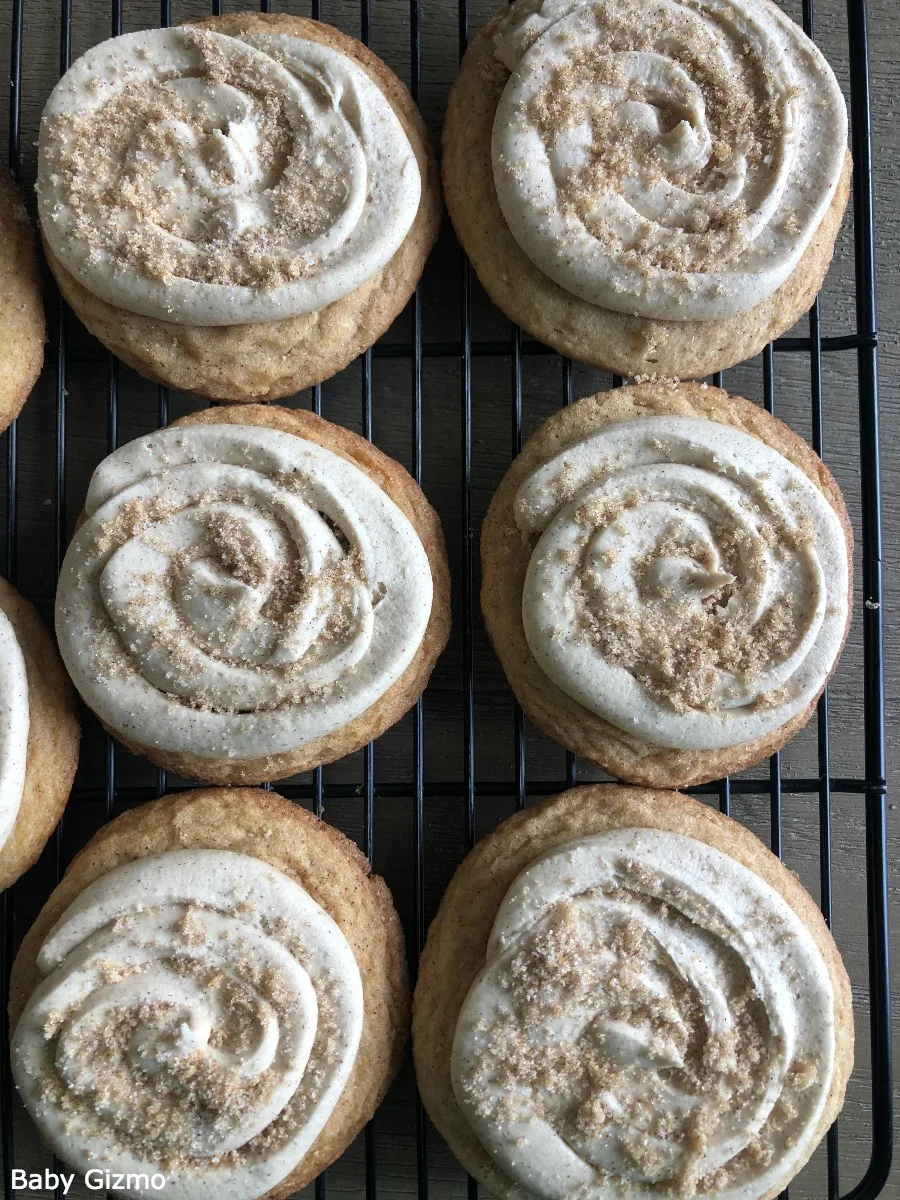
{"left": 55, "top": 404, "right": 450, "bottom": 784}
{"left": 37, "top": 12, "right": 440, "bottom": 401}
{"left": 10, "top": 786, "right": 409, "bottom": 1199}
{"left": 414, "top": 784, "right": 853, "bottom": 1200}
{"left": 0, "top": 175, "right": 44, "bottom": 432}
{"left": 0, "top": 576, "right": 79, "bottom": 891}
{"left": 481, "top": 383, "right": 852, "bottom": 787}
{"left": 443, "top": 0, "right": 851, "bottom": 378}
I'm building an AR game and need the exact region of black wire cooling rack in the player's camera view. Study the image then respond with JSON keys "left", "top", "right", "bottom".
{"left": 0, "top": 0, "right": 892, "bottom": 1196}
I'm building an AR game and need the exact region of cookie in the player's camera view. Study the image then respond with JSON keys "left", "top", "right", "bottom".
{"left": 55, "top": 404, "right": 451, "bottom": 784}
{"left": 38, "top": 12, "right": 441, "bottom": 401}
{"left": 413, "top": 784, "right": 854, "bottom": 1200}
{"left": 481, "top": 382, "right": 852, "bottom": 787}
{"left": 443, "top": 0, "right": 851, "bottom": 379}
{"left": 10, "top": 786, "right": 409, "bottom": 1198}
{"left": 0, "top": 576, "right": 79, "bottom": 891}
{"left": 0, "top": 174, "right": 44, "bottom": 433}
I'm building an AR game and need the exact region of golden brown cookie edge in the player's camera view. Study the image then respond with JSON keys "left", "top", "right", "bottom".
{"left": 0, "top": 174, "right": 45, "bottom": 433}
{"left": 9, "top": 785, "right": 410, "bottom": 1197}
{"left": 412, "top": 783, "right": 854, "bottom": 1200}
{"left": 40, "top": 13, "right": 441, "bottom": 402}
{"left": 479, "top": 382, "right": 854, "bottom": 787}
{"left": 65, "top": 403, "right": 451, "bottom": 783}
{"left": 441, "top": 6, "right": 851, "bottom": 379}
{"left": 0, "top": 576, "right": 79, "bottom": 892}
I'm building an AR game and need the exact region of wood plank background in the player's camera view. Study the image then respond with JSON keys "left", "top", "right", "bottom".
{"left": 0, "top": 0, "right": 896, "bottom": 1196}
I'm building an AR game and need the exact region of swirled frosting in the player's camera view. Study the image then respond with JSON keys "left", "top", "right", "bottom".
{"left": 38, "top": 27, "right": 421, "bottom": 325}
{"left": 55, "top": 424, "right": 433, "bottom": 763}
{"left": 452, "top": 828, "right": 836, "bottom": 1199}
{"left": 0, "top": 607, "right": 28, "bottom": 852}
{"left": 13, "top": 849, "right": 363, "bottom": 1200}
{"left": 516, "top": 414, "right": 848, "bottom": 751}
{"left": 491, "top": 0, "right": 847, "bottom": 320}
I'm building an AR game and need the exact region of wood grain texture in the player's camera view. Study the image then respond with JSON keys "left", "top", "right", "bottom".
{"left": 0, "top": 1, "right": 896, "bottom": 1197}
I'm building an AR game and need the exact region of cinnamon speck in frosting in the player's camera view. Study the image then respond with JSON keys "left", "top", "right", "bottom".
{"left": 47, "top": 28, "right": 339, "bottom": 290}
{"left": 55, "top": 424, "right": 434, "bottom": 762}
{"left": 516, "top": 414, "right": 848, "bottom": 751}
{"left": 452, "top": 829, "right": 836, "bottom": 1198}
{"left": 457, "top": 890, "right": 787, "bottom": 1196}
{"left": 522, "top": 0, "right": 785, "bottom": 280}
{"left": 13, "top": 851, "right": 365, "bottom": 1187}
{"left": 490, "top": 0, "right": 847, "bottom": 322}
{"left": 37, "top": 25, "right": 422, "bottom": 325}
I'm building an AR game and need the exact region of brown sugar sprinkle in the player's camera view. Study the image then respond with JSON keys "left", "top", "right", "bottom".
{"left": 176, "top": 907, "right": 207, "bottom": 947}
{"left": 555, "top": 486, "right": 812, "bottom": 712}
{"left": 78, "top": 473, "right": 370, "bottom": 714}
{"left": 463, "top": 885, "right": 816, "bottom": 1195}
{"left": 508, "top": 0, "right": 802, "bottom": 279}
{"left": 44, "top": 28, "right": 350, "bottom": 290}
{"left": 205, "top": 510, "right": 270, "bottom": 589}
{"left": 36, "top": 903, "right": 346, "bottom": 1170}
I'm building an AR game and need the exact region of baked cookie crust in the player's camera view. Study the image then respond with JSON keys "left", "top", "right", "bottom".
{"left": 413, "top": 783, "right": 854, "bottom": 1200}
{"left": 44, "top": 12, "right": 441, "bottom": 402}
{"left": 0, "top": 576, "right": 79, "bottom": 891}
{"left": 442, "top": 6, "right": 851, "bottom": 380}
{"left": 10, "top": 786, "right": 409, "bottom": 1197}
{"left": 73, "top": 403, "right": 451, "bottom": 784}
{"left": 0, "top": 175, "right": 44, "bottom": 433}
{"left": 480, "top": 382, "right": 853, "bottom": 787}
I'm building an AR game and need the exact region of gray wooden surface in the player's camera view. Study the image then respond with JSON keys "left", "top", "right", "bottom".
{"left": 0, "top": 0, "right": 896, "bottom": 1196}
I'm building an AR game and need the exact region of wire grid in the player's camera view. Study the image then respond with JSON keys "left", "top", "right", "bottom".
{"left": 0, "top": 0, "right": 892, "bottom": 1196}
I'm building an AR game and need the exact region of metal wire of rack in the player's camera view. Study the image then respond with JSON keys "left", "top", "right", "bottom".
{"left": 0, "top": 0, "right": 892, "bottom": 1196}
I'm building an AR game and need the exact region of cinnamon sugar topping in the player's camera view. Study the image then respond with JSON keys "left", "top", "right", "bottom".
{"left": 13, "top": 850, "right": 364, "bottom": 1195}
{"left": 38, "top": 27, "right": 421, "bottom": 325}
{"left": 516, "top": 414, "right": 849, "bottom": 751}
{"left": 452, "top": 829, "right": 836, "bottom": 1199}
{"left": 55, "top": 424, "right": 433, "bottom": 763}
{"left": 490, "top": 0, "right": 848, "bottom": 321}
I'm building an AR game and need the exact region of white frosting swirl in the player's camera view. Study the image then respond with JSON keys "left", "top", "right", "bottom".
{"left": 38, "top": 28, "right": 421, "bottom": 325}
{"left": 491, "top": 0, "right": 847, "bottom": 320}
{"left": 55, "top": 424, "right": 433, "bottom": 763}
{"left": 517, "top": 415, "right": 848, "bottom": 751}
{"left": 13, "top": 849, "right": 363, "bottom": 1200}
{"left": 452, "top": 829, "right": 836, "bottom": 1200}
{"left": 0, "top": 607, "right": 28, "bottom": 852}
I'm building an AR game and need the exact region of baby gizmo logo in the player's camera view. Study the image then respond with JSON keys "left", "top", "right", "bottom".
{"left": 12, "top": 1168, "right": 167, "bottom": 1193}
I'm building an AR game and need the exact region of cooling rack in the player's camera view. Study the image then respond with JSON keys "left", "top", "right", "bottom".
{"left": 0, "top": 0, "right": 892, "bottom": 1196}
